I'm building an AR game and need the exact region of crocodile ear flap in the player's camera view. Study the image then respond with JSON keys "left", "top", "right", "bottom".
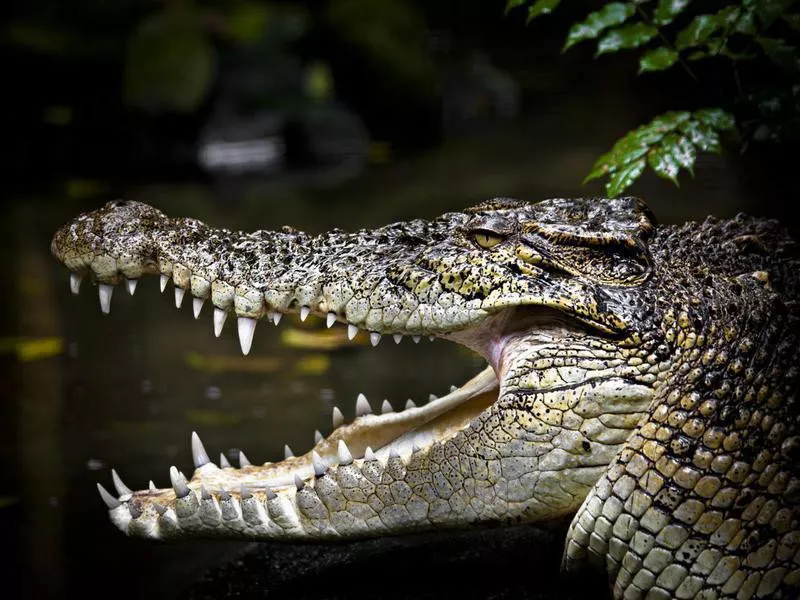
{"left": 522, "top": 197, "right": 655, "bottom": 286}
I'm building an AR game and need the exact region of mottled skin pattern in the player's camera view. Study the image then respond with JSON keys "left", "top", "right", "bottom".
{"left": 51, "top": 198, "right": 799, "bottom": 599}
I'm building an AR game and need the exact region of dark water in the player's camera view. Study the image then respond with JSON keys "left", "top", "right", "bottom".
{"left": 0, "top": 103, "right": 781, "bottom": 599}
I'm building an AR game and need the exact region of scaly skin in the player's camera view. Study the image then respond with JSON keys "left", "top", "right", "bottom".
{"left": 52, "top": 198, "right": 799, "bottom": 599}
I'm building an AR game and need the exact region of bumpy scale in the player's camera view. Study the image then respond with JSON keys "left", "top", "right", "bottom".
{"left": 51, "top": 198, "right": 799, "bottom": 599}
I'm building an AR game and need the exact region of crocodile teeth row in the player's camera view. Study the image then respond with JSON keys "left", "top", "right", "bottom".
{"left": 75, "top": 276, "right": 439, "bottom": 356}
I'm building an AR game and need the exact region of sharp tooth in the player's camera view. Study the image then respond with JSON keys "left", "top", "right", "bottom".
{"left": 219, "top": 490, "right": 230, "bottom": 502}
{"left": 429, "top": 394, "right": 438, "bottom": 403}
{"left": 412, "top": 440, "right": 421, "bottom": 453}
{"left": 370, "top": 332, "right": 381, "bottom": 346}
{"left": 237, "top": 317, "right": 256, "bottom": 355}
{"left": 191, "top": 431, "right": 210, "bottom": 468}
{"left": 192, "top": 297, "right": 204, "bottom": 319}
{"left": 284, "top": 444, "right": 294, "bottom": 459}
{"left": 314, "top": 430, "right": 324, "bottom": 445}
{"left": 213, "top": 308, "right": 227, "bottom": 337}
{"left": 126, "top": 279, "right": 138, "bottom": 296}
{"left": 174, "top": 287, "right": 185, "bottom": 308}
{"left": 294, "top": 474, "right": 305, "bottom": 490}
{"left": 405, "top": 399, "right": 417, "bottom": 410}
{"left": 238, "top": 451, "right": 252, "bottom": 467}
{"left": 98, "top": 284, "right": 113, "bottom": 314}
{"left": 337, "top": 440, "right": 353, "bottom": 465}
{"left": 364, "top": 447, "right": 376, "bottom": 461}
{"left": 219, "top": 453, "right": 231, "bottom": 468}
{"left": 70, "top": 273, "right": 82, "bottom": 295}
{"left": 355, "top": 393, "right": 372, "bottom": 416}
{"left": 240, "top": 484, "right": 252, "bottom": 500}
{"left": 111, "top": 469, "right": 132, "bottom": 496}
{"left": 160, "top": 274, "right": 169, "bottom": 293}
{"left": 272, "top": 312, "right": 282, "bottom": 326}
{"left": 128, "top": 503, "right": 142, "bottom": 519}
{"left": 201, "top": 485, "right": 211, "bottom": 500}
{"left": 393, "top": 334, "right": 402, "bottom": 344}
{"left": 412, "top": 336, "right": 421, "bottom": 344}
{"left": 332, "top": 406, "right": 345, "bottom": 428}
{"left": 390, "top": 445, "right": 399, "bottom": 457}
{"left": 96, "top": 483, "right": 121, "bottom": 509}
{"left": 153, "top": 502, "right": 167, "bottom": 516}
{"left": 149, "top": 480, "right": 157, "bottom": 491}
{"left": 300, "top": 306, "right": 310, "bottom": 321}
{"left": 450, "top": 385, "right": 458, "bottom": 393}
{"left": 381, "top": 399, "right": 394, "bottom": 414}
{"left": 169, "top": 466, "right": 190, "bottom": 498}
{"left": 266, "top": 486, "right": 277, "bottom": 500}
{"left": 347, "top": 324, "right": 358, "bottom": 340}
{"left": 326, "top": 312, "right": 336, "bottom": 328}
{"left": 311, "top": 451, "right": 326, "bottom": 476}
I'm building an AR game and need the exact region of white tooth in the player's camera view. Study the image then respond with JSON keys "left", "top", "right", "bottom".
{"left": 429, "top": 335, "right": 435, "bottom": 341}
{"left": 381, "top": 399, "right": 394, "bottom": 414}
{"left": 294, "top": 474, "right": 305, "bottom": 490}
{"left": 128, "top": 503, "right": 142, "bottom": 519}
{"left": 412, "top": 336, "right": 421, "bottom": 344}
{"left": 347, "top": 324, "right": 358, "bottom": 340}
{"left": 272, "top": 312, "right": 282, "bottom": 326}
{"left": 70, "top": 273, "right": 82, "bottom": 295}
{"left": 191, "top": 431, "right": 210, "bottom": 468}
{"left": 111, "top": 469, "right": 132, "bottom": 496}
{"left": 169, "top": 465, "right": 190, "bottom": 497}
{"left": 355, "top": 393, "right": 372, "bottom": 417}
{"left": 332, "top": 406, "right": 344, "bottom": 429}
{"left": 412, "top": 440, "right": 421, "bottom": 453}
{"left": 238, "top": 450, "right": 252, "bottom": 467}
{"left": 153, "top": 503, "right": 167, "bottom": 516}
{"left": 192, "top": 297, "right": 204, "bottom": 319}
{"left": 393, "top": 334, "right": 402, "bottom": 344}
{"left": 429, "top": 394, "right": 438, "bottom": 403}
{"left": 364, "top": 447, "right": 376, "bottom": 461}
{"left": 174, "top": 287, "right": 185, "bottom": 308}
{"left": 390, "top": 445, "right": 399, "bottom": 457}
{"left": 237, "top": 317, "right": 256, "bottom": 355}
{"left": 126, "top": 279, "right": 138, "bottom": 296}
{"left": 337, "top": 440, "right": 353, "bottom": 465}
{"left": 160, "top": 274, "right": 169, "bottom": 293}
{"left": 314, "top": 430, "right": 324, "bottom": 445}
{"left": 300, "top": 306, "right": 310, "bottom": 321}
{"left": 266, "top": 486, "right": 277, "bottom": 500}
{"left": 284, "top": 444, "right": 294, "bottom": 459}
{"left": 450, "top": 385, "right": 458, "bottom": 393}
{"left": 311, "top": 451, "right": 326, "bottom": 476}
{"left": 213, "top": 308, "right": 227, "bottom": 337}
{"left": 405, "top": 399, "right": 417, "bottom": 410}
{"left": 240, "top": 484, "right": 252, "bottom": 499}
{"left": 97, "top": 483, "right": 121, "bottom": 509}
{"left": 326, "top": 312, "right": 336, "bottom": 328}
{"left": 98, "top": 284, "right": 113, "bottom": 314}
{"left": 370, "top": 332, "right": 381, "bottom": 346}
{"left": 148, "top": 480, "right": 157, "bottom": 491}
{"left": 219, "top": 453, "right": 231, "bottom": 468}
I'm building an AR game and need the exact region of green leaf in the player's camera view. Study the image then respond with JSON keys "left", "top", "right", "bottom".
{"left": 606, "top": 158, "right": 646, "bottom": 196}
{"left": 653, "top": 0, "right": 691, "bottom": 26}
{"left": 675, "top": 8, "right": 740, "bottom": 50}
{"left": 596, "top": 22, "right": 658, "bottom": 56}
{"left": 745, "top": 0, "right": 795, "bottom": 27}
{"left": 504, "top": 0, "right": 528, "bottom": 15}
{"left": 694, "top": 108, "right": 736, "bottom": 130}
{"left": 639, "top": 47, "right": 679, "bottom": 72}
{"left": 527, "top": 0, "right": 562, "bottom": 23}
{"left": 584, "top": 110, "right": 738, "bottom": 195}
{"left": 563, "top": 2, "right": 635, "bottom": 51}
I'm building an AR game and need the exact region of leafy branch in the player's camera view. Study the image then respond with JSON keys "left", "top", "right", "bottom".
{"left": 505, "top": 0, "right": 800, "bottom": 195}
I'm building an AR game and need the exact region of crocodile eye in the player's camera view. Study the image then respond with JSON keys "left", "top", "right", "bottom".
{"left": 473, "top": 231, "right": 504, "bottom": 249}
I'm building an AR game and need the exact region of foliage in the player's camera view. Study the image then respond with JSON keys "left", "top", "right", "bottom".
{"left": 506, "top": 0, "right": 800, "bottom": 196}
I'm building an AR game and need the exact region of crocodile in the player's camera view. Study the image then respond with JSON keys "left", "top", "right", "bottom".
{"left": 51, "top": 197, "right": 799, "bottom": 599}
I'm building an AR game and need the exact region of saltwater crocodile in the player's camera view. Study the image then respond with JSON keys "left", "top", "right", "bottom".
{"left": 52, "top": 197, "right": 798, "bottom": 599}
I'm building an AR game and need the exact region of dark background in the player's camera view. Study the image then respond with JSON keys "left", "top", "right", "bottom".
{"left": 0, "top": 1, "right": 797, "bottom": 599}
